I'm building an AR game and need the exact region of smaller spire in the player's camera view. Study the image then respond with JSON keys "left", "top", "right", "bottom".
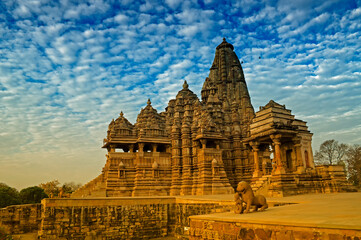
{"left": 120, "top": 111, "right": 124, "bottom": 117}
{"left": 183, "top": 80, "right": 189, "bottom": 89}
{"left": 118, "top": 160, "right": 125, "bottom": 168}
{"left": 147, "top": 98, "right": 151, "bottom": 105}
{"left": 152, "top": 161, "right": 159, "bottom": 169}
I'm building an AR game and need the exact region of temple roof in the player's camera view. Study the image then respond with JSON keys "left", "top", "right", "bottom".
{"left": 216, "top": 38, "right": 234, "bottom": 50}
{"left": 112, "top": 112, "right": 134, "bottom": 130}
{"left": 175, "top": 81, "right": 198, "bottom": 103}
{"left": 136, "top": 99, "right": 165, "bottom": 128}
{"left": 262, "top": 100, "right": 286, "bottom": 110}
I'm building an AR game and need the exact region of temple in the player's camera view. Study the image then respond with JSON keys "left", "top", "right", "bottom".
{"left": 73, "top": 38, "right": 351, "bottom": 198}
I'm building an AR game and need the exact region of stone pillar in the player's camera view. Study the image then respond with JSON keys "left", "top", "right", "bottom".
{"left": 200, "top": 139, "right": 207, "bottom": 149}
{"left": 152, "top": 144, "right": 157, "bottom": 153}
{"left": 307, "top": 140, "right": 315, "bottom": 169}
{"left": 166, "top": 145, "right": 171, "bottom": 153}
{"left": 191, "top": 125, "right": 199, "bottom": 195}
{"left": 271, "top": 134, "right": 285, "bottom": 175}
{"left": 293, "top": 137, "right": 304, "bottom": 173}
{"left": 233, "top": 134, "right": 243, "bottom": 185}
{"left": 181, "top": 122, "right": 192, "bottom": 195}
{"left": 250, "top": 141, "right": 262, "bottom": 178}
{"left": 170, "top": 124, "right": 182, "bottom": 196}
{"left": 138, "top": 143, "right": 144, "bottom": 153}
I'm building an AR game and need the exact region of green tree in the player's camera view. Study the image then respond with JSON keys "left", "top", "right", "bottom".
{"left": 19, "top": 186, "right": 48, "bottom": 204}
{"left": 314, "top": 139, "right": 348, "bottom": 165}
{"left": 345, "top": 144, "right": 361, "bottom": 186}
{"left": 0, "top": 183, "right": 21, "bottom": 208}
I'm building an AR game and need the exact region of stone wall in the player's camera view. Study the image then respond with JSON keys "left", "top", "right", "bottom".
{"left": 35, "top": 197, "right": 233, "bottom": 239}
{"left": 189, "top": 218, "right": 361, "bottom": 240}
{"left": 169, "top": 199, "right": 234, "bottom": 238}
{"left": 38, "top": 197, "right": 173, "bottom": 240}
{"left": 0, "top": 197, "right": 234, "bottom": 239}
{"left": 0, "top": 204, "right": 42, "bottom": 235}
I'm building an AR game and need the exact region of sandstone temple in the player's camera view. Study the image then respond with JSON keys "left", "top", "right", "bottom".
{"left": 73, "top": 38, "right": 349, "bottom": 198}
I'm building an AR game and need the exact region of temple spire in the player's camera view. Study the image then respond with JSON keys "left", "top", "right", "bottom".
{"left": 201, "top": 38, "right": 250, "bottom": 108}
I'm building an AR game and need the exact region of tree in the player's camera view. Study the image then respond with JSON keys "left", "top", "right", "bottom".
{"left": 345, "top": 144, "right": 361, "bottom": 186}
{"left": 39, "top": 180, "right": 60, "bottom": 197}
{"left": 19, "top": 186, "right": 48, "bottom": 204}
{"left": 0, "top": 183, "right": 21, "bottom": 208}
{"left": 61, "top": 182, "right": 82, "bottom": 194}
{"left": 314, "top": 139, "right": 348, "bottom": 165}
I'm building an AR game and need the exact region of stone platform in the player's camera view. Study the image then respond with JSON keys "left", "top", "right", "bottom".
{"left": 2, "top": 193, "right": 361, "bottom": 239}
{"left": 189, "top": 192, "right": 361, "bottom": 240}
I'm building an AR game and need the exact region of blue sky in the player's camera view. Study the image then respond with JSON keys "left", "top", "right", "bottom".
{"left": 1, "top": 0, "right": 360, "bottom": 189}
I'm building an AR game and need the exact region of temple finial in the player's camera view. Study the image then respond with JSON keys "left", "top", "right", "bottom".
{"left": 120, "top": 111, "right": 123, "bottom": 117}
{"left": 216, "top": 37, "right": 234, "bottom": 50}
{"left": 147, "top": 98, "right": 151, "bottom": 105}
{"left": 183, "top": 80, "right": 188, "bottom": 89}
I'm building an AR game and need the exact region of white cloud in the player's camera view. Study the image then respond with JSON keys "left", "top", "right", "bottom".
{"left": 165, "top": 0, "right": 182, "bottom": 9}
{"left": 114, "top": 13, "right": 129, "bottom": 24}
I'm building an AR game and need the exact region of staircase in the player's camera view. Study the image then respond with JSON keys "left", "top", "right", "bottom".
{"left": 71, "top": 174, "right": 107, "bottom": 197}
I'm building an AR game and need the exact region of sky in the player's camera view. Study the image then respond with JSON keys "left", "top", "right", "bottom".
{"left": 1, "top": 0, "right": 360, "bottom": 190}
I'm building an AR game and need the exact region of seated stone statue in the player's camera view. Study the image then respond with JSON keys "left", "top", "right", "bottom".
{"left": 235, "top": 181, "right": 268, "bottom": 213}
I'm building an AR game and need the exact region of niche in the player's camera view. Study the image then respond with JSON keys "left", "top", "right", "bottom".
{"left": 206, "top": 140, "right": 217, "bottom": 148}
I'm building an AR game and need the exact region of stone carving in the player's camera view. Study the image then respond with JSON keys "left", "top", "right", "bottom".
{"left": 234, "top": 192, "right": 244, "bottom": 214}
{"left": 235, "top": 181, "right": 268, "bottom": 213}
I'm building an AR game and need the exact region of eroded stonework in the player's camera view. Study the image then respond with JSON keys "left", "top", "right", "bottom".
{"left": 73, "top": 38, "right": 352, "bottom": 198}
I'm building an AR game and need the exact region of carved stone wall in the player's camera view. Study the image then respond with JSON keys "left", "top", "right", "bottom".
{"left": 0, "top": 197, "right": 233, "bottom": 239}
{"left": 39, "top": 201, "right": 170, "bottom": 239}
{"left": 0, "top": 204, "right": 42, "bottom": 235}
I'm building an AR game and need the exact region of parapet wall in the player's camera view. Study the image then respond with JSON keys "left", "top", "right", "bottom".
{"left": 29, "top": 197, "right": 233, "bottom": 239}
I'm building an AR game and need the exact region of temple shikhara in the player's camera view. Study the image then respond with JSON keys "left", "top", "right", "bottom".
{"left": 73, "top": 39, "right": 350, "bottom": 198}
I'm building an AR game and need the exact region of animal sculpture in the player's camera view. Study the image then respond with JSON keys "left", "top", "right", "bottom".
{"left": 236, "top": 181, "right": 268, "bottom": 213}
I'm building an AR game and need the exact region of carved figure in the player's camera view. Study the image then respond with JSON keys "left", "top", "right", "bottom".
{"left": 234, "top": 192, "right": 244, "bottom": 214}
{"left": 236, "top": 181, "right": 268, "bottom": 213}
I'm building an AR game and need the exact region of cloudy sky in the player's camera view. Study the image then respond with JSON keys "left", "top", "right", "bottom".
{"left": 1, "top": 0, "right": 360, "bottom": 189}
